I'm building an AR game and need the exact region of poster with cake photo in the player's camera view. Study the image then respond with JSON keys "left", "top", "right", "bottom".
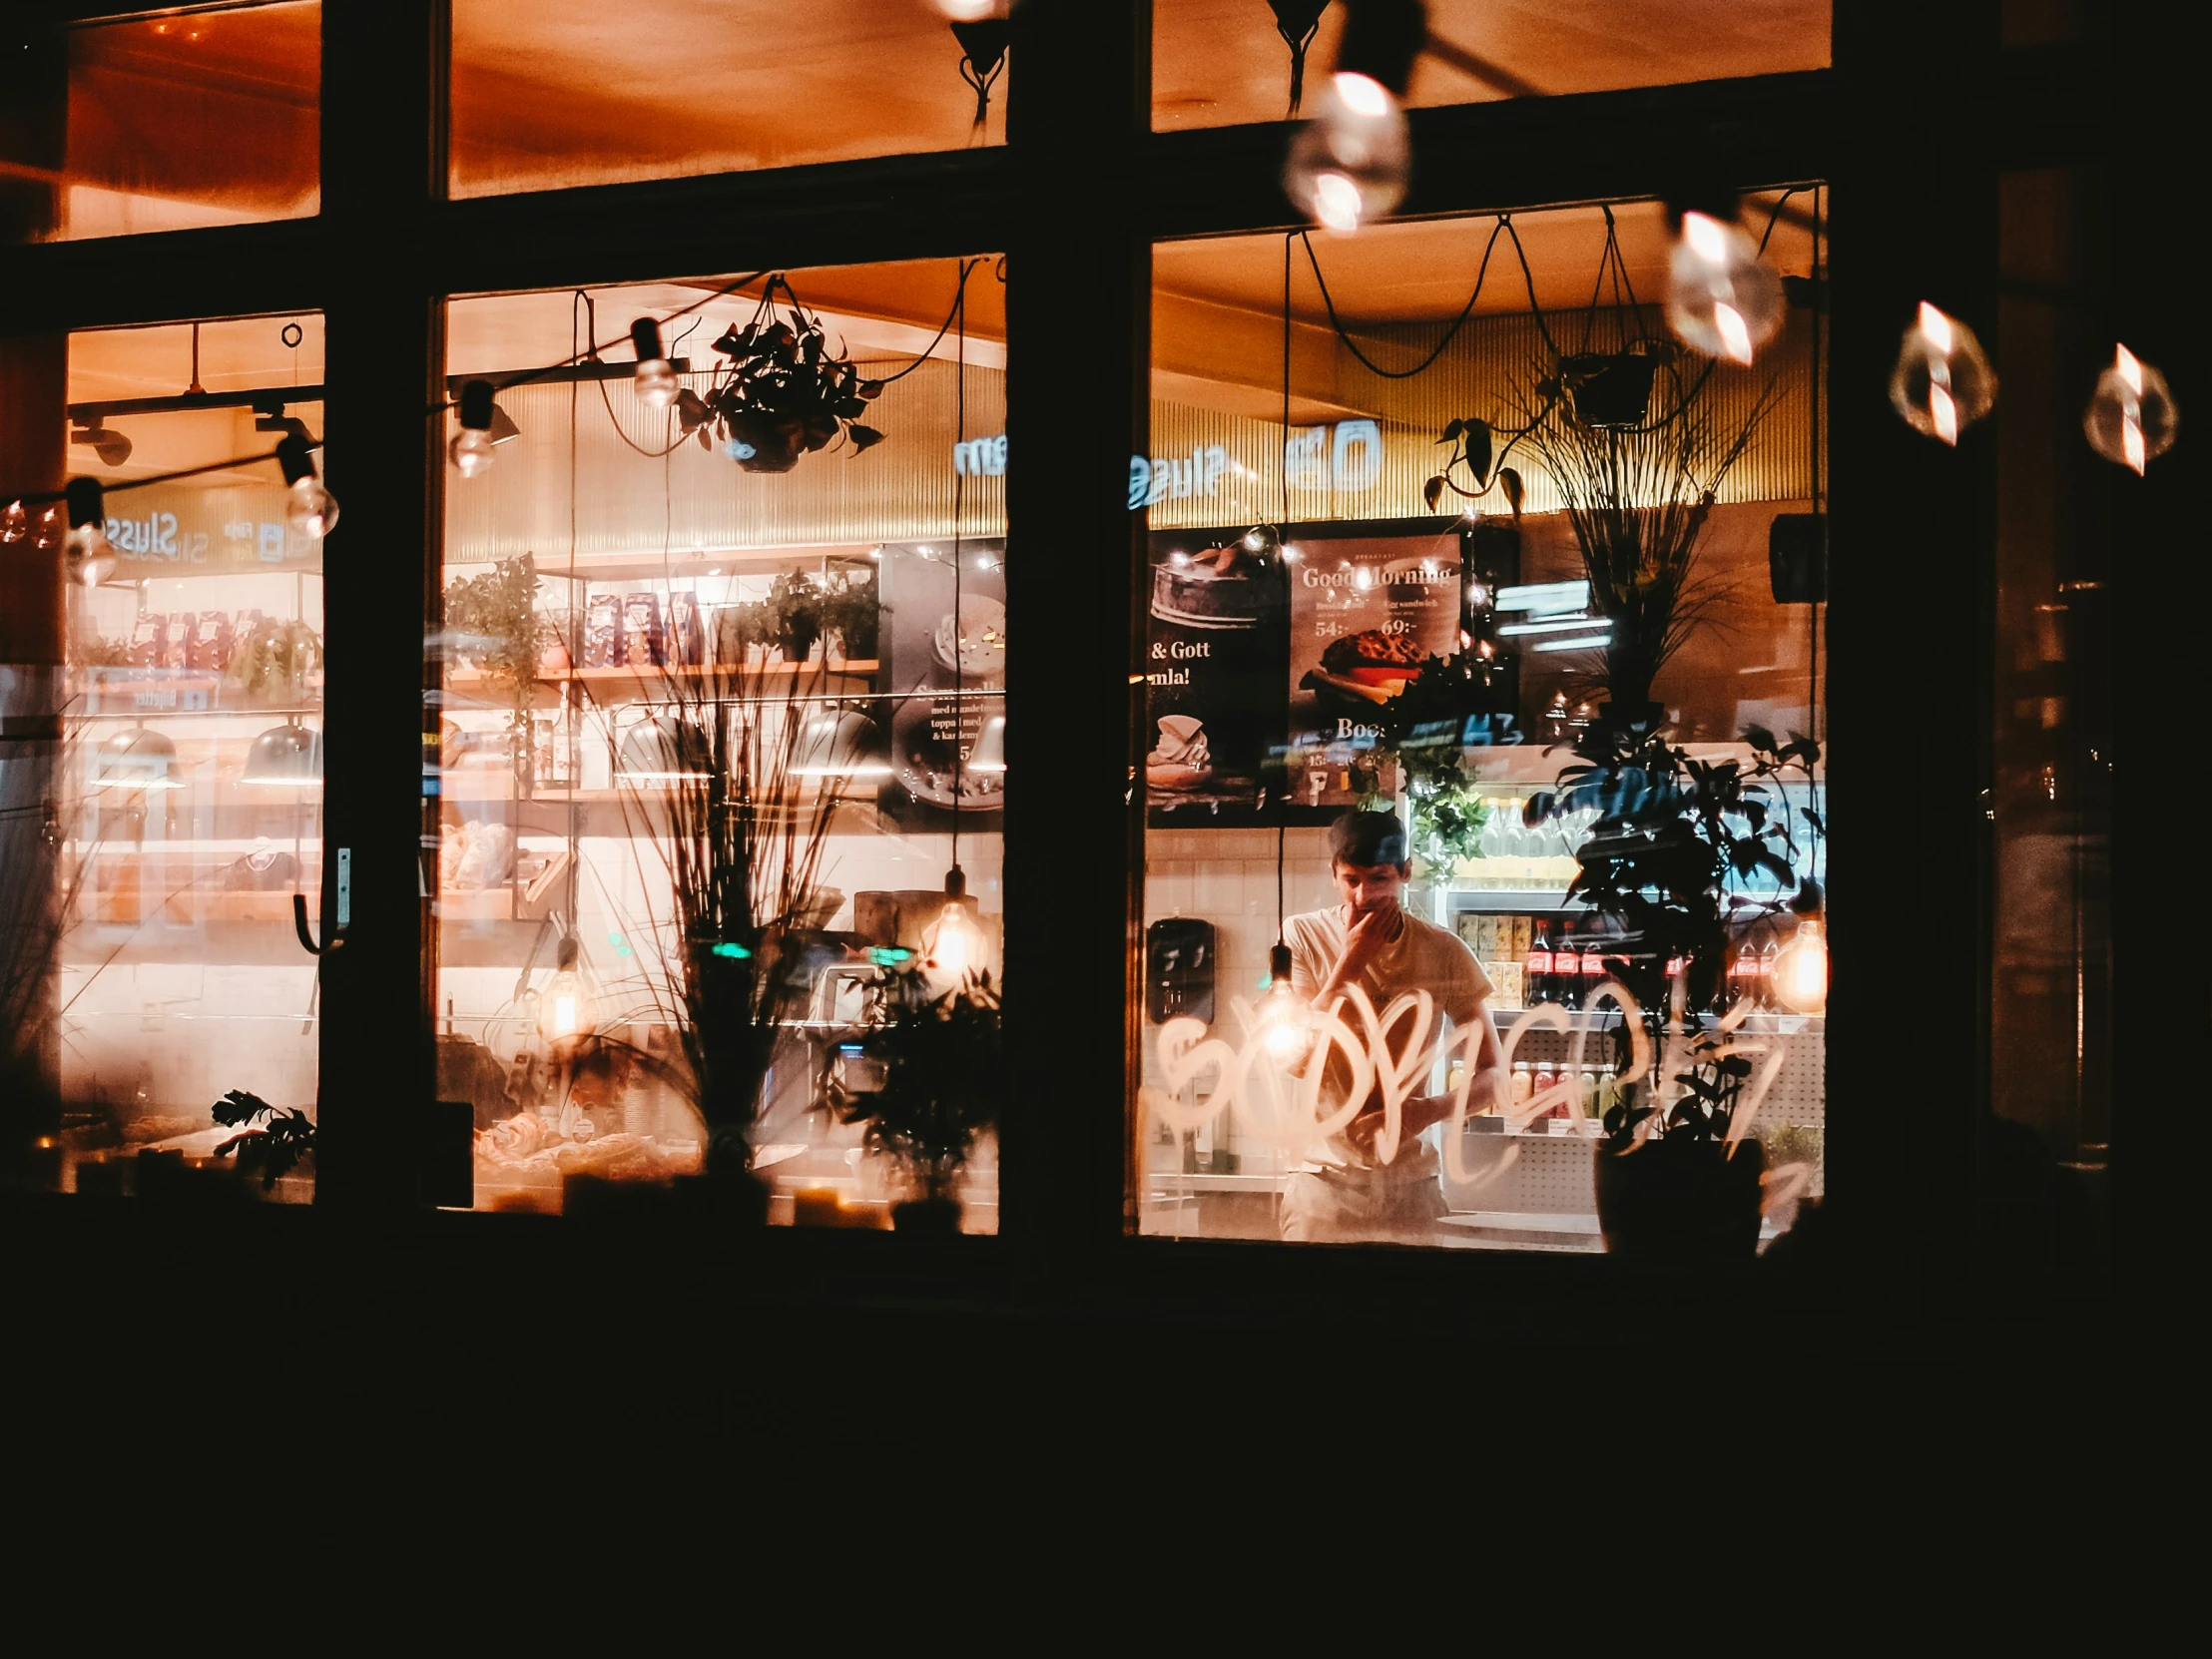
{"left": 1286, "top": 533, "right": 1462, "bottom": 809}
{"left": 1145, "top": 537, "right": 1290, "bottom": 819}
{"left": 877, "top": 537, "right": 1005, "bottom": 830}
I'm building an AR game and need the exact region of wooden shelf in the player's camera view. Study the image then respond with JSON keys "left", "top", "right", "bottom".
{"left": 446, "top": 660, "right": 876, "bottom": 690}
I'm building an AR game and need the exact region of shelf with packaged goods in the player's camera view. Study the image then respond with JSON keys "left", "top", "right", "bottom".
{"left": 443, "top": 660, "right": 878, "bottom": 709}
{"left": 1477, "top": 1005, "right": 1824, "bottom": 1037}
{"left": 1430, "top": 886, "right": 1590, "bottom": 915}
{"left": 73, "top": 677, "right": 323, "bottom": 718}
{"left": 509, "top": 544, "right": 881, "bottom": 584}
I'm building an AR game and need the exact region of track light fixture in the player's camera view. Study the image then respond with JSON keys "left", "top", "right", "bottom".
{"left": 69, "top": 420, "right": 133, "bottom": 466}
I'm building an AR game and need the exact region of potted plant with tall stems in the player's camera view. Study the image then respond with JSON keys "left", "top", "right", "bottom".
{"left": 1508, "top": 361, "right": 1779, "bottom": 732}
{"left": 580, "top": 625, "right": 870, "bottom": 1215}
{"left": 1523, "top": 721, "right": 1822, "bottom": 1259}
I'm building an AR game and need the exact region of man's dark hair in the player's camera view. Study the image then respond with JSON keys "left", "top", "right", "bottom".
{"left": 1329, "top": 811, "right": 1408, "bottom": 867}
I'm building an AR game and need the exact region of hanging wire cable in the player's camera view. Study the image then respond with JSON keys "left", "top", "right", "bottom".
{"left": 427, "top": 270, "right": 772, "bottom": 413}
{"left": 1299, "top": 220, "right": 1505, "bottom": 379}
{"left": 950, "top": 266, "right": 969, "bottom": 876}
{"left": 864, "top": 258, "right": 984, "bottom": 386}
{"left": 1281, "top": 231, "right": 1294, "bottom": 527}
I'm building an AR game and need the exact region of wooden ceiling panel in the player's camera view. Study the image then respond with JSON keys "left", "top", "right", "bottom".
{"left": 447, "top": 0, "right": 1002, "bottom": 195}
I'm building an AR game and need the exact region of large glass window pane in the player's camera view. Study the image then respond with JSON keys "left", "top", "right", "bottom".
{"left": 435, "top": 259, "right": 1006, "bottom": 1227}
{"left": 2, "top": 4, "right": 320, "bottom": 244}
{"left": 0, "top": 313, "right": 327, "bottom": 1197}
{"left": 448, "top": 1, "right": 1008, "bottom": 199}
{"left": 1136, "top": 200, "right": 1827, "bottom": 1252}
{"left": 1154, "top": 1, "right": 1828, "bottom": 131}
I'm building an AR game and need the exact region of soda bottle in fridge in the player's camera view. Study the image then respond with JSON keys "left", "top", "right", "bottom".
{"left": 1525, "top": 923, "right": 1554, "bottom": 1007}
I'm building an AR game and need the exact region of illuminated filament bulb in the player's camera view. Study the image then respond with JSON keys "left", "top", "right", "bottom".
{"left": 538, "top": 936, "right": 598, "bottom": 1042}
{"left": 1891, "top": 301, "right": 1997, "bottom": 445}
{"left": 276, "top": 432, "right": 338, "bottom": 539}
{"left": 450, "top": 378, "right": 499, "bottom": 477}
{"left": 2083, "top": 342, "right": 2179, "bottom": 474}
{"left": 1768, "top": 917, "right": 1829, "bottom": 1015}
{"left": 1258, "top": 942, "right": 1310, "bottom": 1060}
{"left": 1665, "top": 211, "right": 1784, "bottom": 365}
{"left": 924, "top": 865, "right": 986, "bottom": 979}
{"left": 630, "top": 317, "right": 678, "bottom": 409}
{"left": 1283, "top": 72, "right": 1409, "bottom": 236}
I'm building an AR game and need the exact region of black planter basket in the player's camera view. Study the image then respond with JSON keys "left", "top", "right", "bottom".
{"left": 1593, "top": 1136, "right": 1765, "bottom": 1260}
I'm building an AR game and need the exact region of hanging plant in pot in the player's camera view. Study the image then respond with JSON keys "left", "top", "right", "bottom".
{"left": 1522, "top": 723, "right": 1823, "bottom": 1260}
{"left": 684, "top": 277, "right": 885, "bottom": 475}
{"left": 820, "top": 968, "right": 1001, "bottom": 1234}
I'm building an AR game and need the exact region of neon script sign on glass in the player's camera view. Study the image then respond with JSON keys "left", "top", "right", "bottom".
{"left": 1139, "top": 977, "right": 1815, "bottom": 1217}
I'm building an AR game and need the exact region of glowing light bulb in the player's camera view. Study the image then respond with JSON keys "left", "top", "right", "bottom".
{"left": 448, "top": 428, "right": 493, "bottom": 476}
{"left": 1768, "top": 917, "right": 1828, "bottom": 1014}
{"left": 1665, "top": 211, "right": 1784, "bottom": 365}
{"left": 1890, "top": 301, "right": 1997, "bottom": 444}
{"left": 1283, "top": 72, "right": 1409, "bottom": 235}
{"left": 630, "top": 317, "right": 678, "bottom": 408}
{"left": 923, "top": 865, "right": 985, "bottom": 978}
{"left": 1257, "top": 943, "right": 1309, "bottom": 1060}
{"left": 2083, "top": 342, "right": 2178, "bottom": 473}
{"left": 538, "top": 937, "right": 597, "bottom": 1041}
{"left": 926, "top": 901, "right": 983, "bottom": 977}
{"left": 285, "top": 476, "right": 338, "bottom": 538}
{"left": 66, "top": 522, "right": 115, "bottom": 588}
{"left": 450, "top": 378, "right": 500, "bottom": 476}
{"left": 1, "top": 499, "right": 25, "bottom": 543}
{"left": 272, "top": 432, "right": 338, "bottom": 538}
{"left": 635, "top": 357, "right": 679, "bottom": 408}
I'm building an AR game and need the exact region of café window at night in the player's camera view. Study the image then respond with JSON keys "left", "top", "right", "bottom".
{"left": 1, "top": 0, "right": 2144, "bottom": 1331}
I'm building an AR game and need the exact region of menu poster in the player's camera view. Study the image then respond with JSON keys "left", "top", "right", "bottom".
{"left": 1286, "top": 535, "right": 1461, "bottom": 809}
{"left": 1144, "top": 541, "right": 1290, "bottom": 817}
{"left": 877, "top": 537, "right": 1006, "bottom": 830}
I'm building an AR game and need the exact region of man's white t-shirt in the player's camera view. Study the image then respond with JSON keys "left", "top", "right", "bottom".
{"left": 1282, "top": 903, "right": 1494, "bottom": 1176}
